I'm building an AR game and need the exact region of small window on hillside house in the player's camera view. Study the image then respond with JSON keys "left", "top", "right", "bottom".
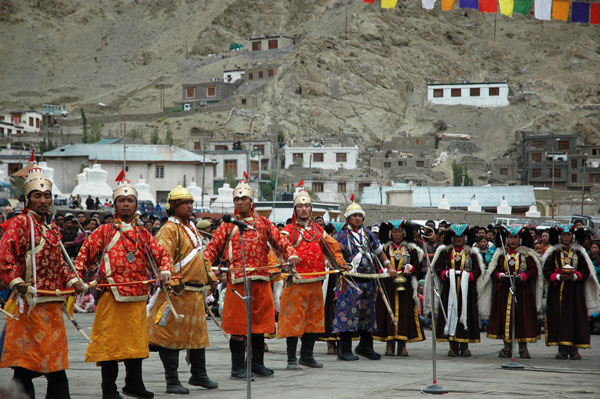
{"left": 489, "top": 87, "right": 500, "bottom": 96}
{"left": 252, "top": 41, "right": 261, "bottom": 51}
{"left": 470, "top": 88, "right": 480, "bottom": 97}
{"left": 206, "top": 86, "right": 216, "bottom": 97}
{"left": 451, "top": 88, "right": 461, "bottom": 97}
{"left": 186, "top": 87, "right": 195, "bottom": 98}
{"left": 268, "top": 69, "right": 274, "bottom": 77}
{"left": 433, "top": 89, "right": 443, "bottom": 98}
{"left": 313, "top": 153, "right": 324, "bottom": 162}
{"left": 268, "top": 39, "right": 278, "bottom": 49}
{"left": 312, "top": 182, "right": 324, "bottom": 192}
{"left": 336, "top": 153, "right": 347, "bottom": 162}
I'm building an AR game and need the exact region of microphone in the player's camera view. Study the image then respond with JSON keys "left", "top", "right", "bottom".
{"left": 222, "top": 214, "right": 255, "bottom": 231}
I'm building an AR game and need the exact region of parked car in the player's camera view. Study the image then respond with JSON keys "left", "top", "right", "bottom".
{"left": 569, "top": 215, "right": 596, "bottom": 231}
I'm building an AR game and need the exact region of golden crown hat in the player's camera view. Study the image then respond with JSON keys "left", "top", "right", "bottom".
{"left": 293, "top": 180, "right": 312, "bottom": 207}
{"left": 233, "top": 172, "right": 254, "bottom": 201}
{"left": 166, "top": 185, "right": 193, "bottom": 210}
{"left": 344, "top": 194, "right": 365, "bottom": 219}
{"left": 112, "top": 179, "right": 138, "bottom": 201}
{"left": 24, "top": 166, "right": 52, "bottom": 198}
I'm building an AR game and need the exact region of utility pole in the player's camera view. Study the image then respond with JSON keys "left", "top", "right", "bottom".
{"left": 581, "top": 153, "right": 587, "bottom": 214}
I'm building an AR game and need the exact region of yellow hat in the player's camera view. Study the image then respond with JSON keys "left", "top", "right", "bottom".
{"left": 24, "top": 166, "right": 52, "bottom": 198}
{"left": 196, "top": 219, "right": 211, "bottom": 230}
{"left": 293, "top": 187, "right": 312, "bottom": 207}
{"left": 166, "top": 185, "right": 193, "bottom": 210}
{"left": 112, "top": 180, "right": 138, "bottom": 201}
{"left": 233, "top": 172, "right": 254, "bottom": 201}
{"left": 344, "top": 194, "right": 365, "bottom": 219}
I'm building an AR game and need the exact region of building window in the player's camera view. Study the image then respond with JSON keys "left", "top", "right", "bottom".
{"left": 194, "top": 141, "right": 201, "bottom": 150}
{"left": 185, "top": 87, "right": 195, "bottom": 98}
{"left": 258, "top": 71, "right": 264, "bottom": 79}
{"left": 489, "top": 87, "right": 500, "bottom": 96}
{"left": 384, "top": 161, "right": 391, "bottom": 168}
{"left": 338, "top": 182, "right": 347, "bottom": 192}
{"left": 248, "top": 72, "right": 253, "bottom": 80}
{"left": 253, "top": 144, "right": 264, "bottom": 155}
{"left": 557, "top": 140, "right": 569, "bottom": 151}
{"left": 224, "top": 160, "right": 237, "bottom": 175}
{"left": 532, "top": 168, "right": 542, "bottom": 178}
{"left": 590, "top": 173, "right": 600, "bottom": 183}
{"left": 416, "top": 160, "right": 425, "bottom": 167}
{"left": 470, "top": 87, "right": 480, "bottom": 97}
{"left": 433, "top": 89, "right": 443, "bottom": 98}
{"left": 313, "top": 153, "right": 324, "bottom": 162}
{"left": 206, "top": 85, "right": 216, "bottom": 97}
{"left": 268, "top": 39, "right": 278, "bottom": 49}
{"left": 500, "top": 168, "right": 508, "bottom": 176}
{"left": 398, "top": 161, "right": 403, "bottom": 166}
{"left": 261, "top": 159, "right": 268, "bottom": 170}
{"left": 252, "top": 41, "right": 261, "bottom": 51}
{"left": 451, "top": 88, "right": 461, "bottom": 97}
{"left": 241, "top": 98, "right": 247, "bottom": 105}
{"left": 36, "top": 119, "right": 40, "bottom": 128}
{"left": 336, "top": 153, "right": 347, "bottom": 162}
{"left": 532, "top": 152, "right": 542, "bottom": 162}
{"left": 29, "top": 117, "right": 33, "bottom": 126}
{"left": 593, "top": 148, "right": 598, "bottom": 156}
{"left": 215, "top": 145, "right": 228, "bottom": 151}
{"left": 293, "top": 153, "right": 304, "bottom": 164}
{"left": 571, "top": 174, "right": 578, "bottom": 183}
{"left": 312, "top": 182, "right": 324, "bottom": 192}
{"left": 532, "top": 140, "right": 546, "bottom": 148}
{"left": 415, "top": 139, "right": 420, "bottom": 145}
{"left": 268, "top": 69, "right": 274, "bottom": 77}
{"left": 552, "top": 168, "right": 561, "bottom": 178}
{"left": 571, "top": 159, "right": 577, "bottom": 169}
{"left": 155, "top": 165, "right": 164, "bottom": 179}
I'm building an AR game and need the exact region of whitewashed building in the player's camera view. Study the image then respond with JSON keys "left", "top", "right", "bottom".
{"left": 0, "top": 111, "right": 43, "bottom": 135}
{"left": 283, "top": 145, "right": 359, "bottom": 170}
{"left": 427, "top": 82, "right": 509, "bottom": 107}
{"left": 223, "top": 68, "right": 246, "bottom": 83}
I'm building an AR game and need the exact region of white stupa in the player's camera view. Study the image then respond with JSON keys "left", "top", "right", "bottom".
{"left": 71, "top": 164, "right": 113, "bottom": 203}
{"left": 211, "top": 183, "right": 234, "bottom": 213}
{"left": 467, "top": 195, "right": 481, "bottom": 213}
{"left": 525, "top": 204, "right": 541, "bottom": 218}
{"left": 186, "top": 181, "right": 211, "bottom": 208}
{"left": 134, "top": 179, "right": 155, "bottom": 204}
{"left": 497, "top": 196, "right": 512, "bottom": 215}
{"left": 437, "top": 194, "right": 450, "bottom": 210}
{"left": 38, "top": 161, "right": 66, "bottom": 198}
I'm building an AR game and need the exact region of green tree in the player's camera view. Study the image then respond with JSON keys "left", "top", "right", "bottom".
{"left": 225, "top": 171, "right": 237, "bottom": 187}
{"left": 463, "top": 167, "right": 473, "bottom": 186}
{"left": 452, "top": 161, "right": 463, "bottom": 186}
{"left": 151, "top": 126, "right": 161, "bottom": 144}
{"left": 89, "top": 120, "right": 102, "bottom": 142}
{"left": 165, "top": 127, "right": 174, "bottom": 146}
{"left": 80, "top": 108, "right": 88, "bottom": 143}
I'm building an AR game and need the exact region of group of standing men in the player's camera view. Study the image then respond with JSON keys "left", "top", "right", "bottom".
{"left": 1, "top": 165, "right": 600, "bottom": 399}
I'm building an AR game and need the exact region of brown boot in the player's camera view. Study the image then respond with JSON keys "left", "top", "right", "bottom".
{"left": 460, "top": 343, "right": 471, "bottom": 357}
{"left": 518, "top": 343, "right": 530, "bottom": 359}
{"left": 384, "top": 341, "right": 395, "bottom": 356}
{"left": 568, "top": 346, "right": 582, "bottom": 360}
{"left": 499, "top": 341, "right": 511, "bottom": 358}
{"left": 397, "top": 341, "right": 408, "bottom": 357}
{"left": 555, "top": 345, "right": 568, "bottom": 359}
{"left": 448, "top": 341, "right": 459, "bottom": 357}
{"left": 327, "top": 342, "right": 337, "bottom": 355}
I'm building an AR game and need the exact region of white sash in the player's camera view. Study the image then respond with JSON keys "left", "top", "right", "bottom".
{"left": 445, "top": 271, "right": 458, "bottom": 336}
{"left": 173, "top": 246, "right": 200, "bottom": 272}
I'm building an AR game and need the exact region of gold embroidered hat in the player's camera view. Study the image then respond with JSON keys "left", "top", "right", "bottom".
{"left": 112, "top": 179, "right": 138, "bottom": 201}
{"left": 166, "top": 185, "right": 193, "bottom": 210}
{"left": 344, "top": 194, "right": 365, "bottom": 219}
{"left": 233, "top": 172, "right": 254, "bottom": 201}
{"left": 293, "top": 180, "right": 312, "bottom": 207}
{"left": 24, "top": 166, "right": 52, "bottom": 198}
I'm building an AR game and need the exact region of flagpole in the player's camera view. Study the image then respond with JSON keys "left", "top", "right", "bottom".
{"left": 493, "top": 13, "right": 497, "bottom": 42}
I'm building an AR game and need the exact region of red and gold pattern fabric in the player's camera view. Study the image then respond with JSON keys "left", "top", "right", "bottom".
{"left": 221, "top": 280, "right": 275, "bottom": 335}
{"left": 0, "top": 302, "right": 68, "bottom": 373}
{"left": 75, "top": 220, "right": 171, "bottom": 301}
{"left": 204, "top": 212, "right": 297, "bottom": 284}
{"left": 277, "top": 282, "right": 325, "bottom": 338}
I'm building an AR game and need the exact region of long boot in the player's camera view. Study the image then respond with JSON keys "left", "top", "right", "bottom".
{"left": 448, "top": 341, "right": 459, "bottom": 357}
{"left": 299, "top": 333, "right": 323, "bottom": 368}
{"left": 384, "top": 341, "right": 395, "bottom": 356}
{"left": 188, "top": 348, "right": 218, "bottom": 389}
{"left": 499, "top": 341, "right": 512, "bottom": 358}
{"left": 337, "top": 332, "right": 359, "bottom": 361}
{"left": 397, "top": 340, "right": 408, "bottom": 357}
{"left": 568, "top": 346, "right": 581, "bottom": 360}
{"left": 45, "top": 370, "right": 70, "bottom": 399}
{"left": 122, "top": 358, "right": 154, "bottom": 399}
{"left": 459, "top": 342, "right": 471, "bottom": 358}
{"left": 555, "top": 345, "right": 568, "bottom": 359}
{"left": 355, "top": 330, "right": 381, "bottom": 360}
{"left": 518, "top": 342, "right": 531, "bottom": 359}
{"left": 158, "top": 348, "right": 189, "bottom": 394}
{"left": 100, "top": 361, "right": 123, "bottom": 399}
{"left": 13, "top": 367, "right": 41, "bottom": 399}
{"left": 286, "top": 337, "right": 300, "bottom": 370}
{"left": 251, "top": 333, "right": 274, "bottom": 377}
{"left": 230, "top": 337, "right": 251, "bottom": 379}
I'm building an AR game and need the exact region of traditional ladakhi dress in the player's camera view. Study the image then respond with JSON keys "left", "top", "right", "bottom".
{"left": 203, "top": 211, "right": 297, "bottom": 336}
{"left": 147, "top": 216, "right": 216, "bottom": 350}
{"left": 0, "top": 211, "right": 78, "bottom": 373}
{"left": 374, "top": 241, "right": 425, "bottom": 344}
{"left": 278, "top": 221, "right": 345, "bottom": 338}
{"left": 479, "top": 246, "right": 542, "bottom": 343}
{"left": 75, "top": 220, "right": 171, "bottom": 363}
{"left": 432, "top": 244, "right": 483, "bottom": 344}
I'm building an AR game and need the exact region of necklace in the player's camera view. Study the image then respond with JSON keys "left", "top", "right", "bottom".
{"left": 117, "top": 223, "right": 139, "bottom": 263}
{"left": 295, "top": 224, "right": 317, "bottom": 243}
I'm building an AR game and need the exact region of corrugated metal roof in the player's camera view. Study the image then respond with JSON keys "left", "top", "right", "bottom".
{"left": 361, "top": 184, "right": 536, "bottom": 207}
{"left": 44, "top": 144, "right": 210, "bottom": 163}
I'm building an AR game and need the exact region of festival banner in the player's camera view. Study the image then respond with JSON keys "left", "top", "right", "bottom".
{"left": 534, "top": 0, "right": 552, "bottom": 20}
{"left": 500, "top": 0, "right": 515, "bottom": 15}
{"left": 480, "top": 0, "right": 499, "bottom": 13}
{"left": 381, "top": 0, "right": 399, "bottom": 8}
{"left": 572, "top": 2, "right": 590, "bottom": 22}
{"left": 460, "top": 0, "right": 479, "bottom": 9}
{"left": 552, "top": 0, "right": 570, "bottom": 20}
{"left": 442, "top": 0, "right": 456, "bottom": 9}
{"left": 422, "top": 0, "right": 438, "bottom": 10}
{"left": 513, "top": 0, "right": 533, "bottom": 14}
{"left": 592, "top": 3, "right": 600, "bottom": 24}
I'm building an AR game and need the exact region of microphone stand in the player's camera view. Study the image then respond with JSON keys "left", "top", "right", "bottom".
{"left": 230, "top": 224, "right": 253, "bottom": 399}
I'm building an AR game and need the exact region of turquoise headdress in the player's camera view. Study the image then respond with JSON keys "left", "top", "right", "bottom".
{"left": 450, "top": 224, "right": 468, "bottom": 236}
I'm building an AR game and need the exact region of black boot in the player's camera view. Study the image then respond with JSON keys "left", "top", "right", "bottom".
{"left": 337, "top": 332, "right": 359, "bottom": 361}
{"left": 14, "top": 367, "right": 41, "bottom": 399}
{"left": 158, "top": 348, "right": 189, "bottom": 394}
{"left": 230, "top": 338, "right": 252, "bottom": 379}
{"left": 251, "top": 333, "right": 274, "bottom": 377}
{"left": 188, "top": 348, "right": 218, "bottom": 389}
{"left": 355, "top": 331, "right": 381, "bottom": 360}
{"left": 286, "top": 337, "right": 301, "bottom": 370}
{"left": 45, "top": 370, "right": 70, "bottom": 399}
{"left": 299, "top": 333, "right": 323, "bottom": 368}
{"left": 100, "top": 361, "right": 123, "bottom": 399}
{"left": 122, "top": 359, "right": 154, "bottom": 399}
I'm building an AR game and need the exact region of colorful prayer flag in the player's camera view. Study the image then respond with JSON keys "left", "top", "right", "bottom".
{"left": 572, "top": 2, "right": 590, "bottom": 22}
{"left": 514, "top": 0, "right": 533, "bottom": 14}
{"left": 499, "top": 0, "right": 515, "bottom": 16}
{"left": 442, "top": 0, "right": 456, "bottom": 9}
{"left": 29, "top": 150, "right": 35, "bottom": 163}
{"left": 460, "top": 0, "right": 479, "bottom": 9}
{"left": 381, "top": 0, "right": 398, "bottom": 8}
{"left": 591, "top": 3, "right": 600, "bottom": 24}
{"left": 422, "top": 0, "right": 437, "bottom": 10}
{"left": 534, "top": 0, "right": 552, "bottom": 20}
{"left": 480, "top": 0, "right": 498, "bottom": 12}
{"left": 115, "top": 168, "right": 125, "bottom": 182}
{"left": 552, "top": 0, "right": 570, "bottom": 21}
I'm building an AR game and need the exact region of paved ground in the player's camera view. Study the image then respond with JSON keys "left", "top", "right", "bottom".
{"left": 1, "top": 313, "right": 599, "bottom": 398}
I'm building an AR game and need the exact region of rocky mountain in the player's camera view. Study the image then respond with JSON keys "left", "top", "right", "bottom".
{"left": 1, "top": 0, "right": 599, "bottom": 183}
